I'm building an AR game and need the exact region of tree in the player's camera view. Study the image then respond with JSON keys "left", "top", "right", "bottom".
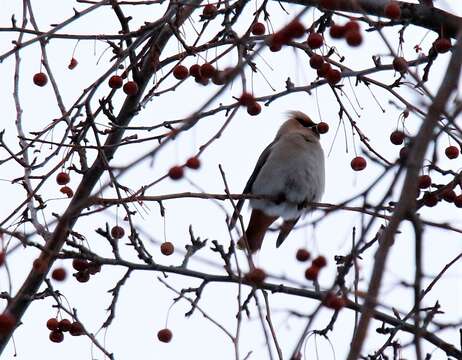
{"left": 0, "top": 1, "right": 461, "bottom": 359}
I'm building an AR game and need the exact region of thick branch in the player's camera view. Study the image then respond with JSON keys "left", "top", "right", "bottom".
{"left": 280, "top": 0, "right": 462, "bottom": 38}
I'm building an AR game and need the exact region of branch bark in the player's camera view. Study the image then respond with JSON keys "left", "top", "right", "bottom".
{"left": 0, "top": 0, "right": 202, "bottom": 353}
{"left": 346, "top": 31, "right": 462, "bottom": 360}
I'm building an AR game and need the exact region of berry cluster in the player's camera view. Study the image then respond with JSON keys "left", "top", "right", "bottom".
{"left": 295, "top": 248, "right": 328, "bottom": 281}
{"left": 72, "top": 258, "right": 102, "bottom": 283}
{"left": 414, "top": 174, "right": 462, "bottom": 208}
{"left": 168, "top": 156, "right": 201, "bottom": 181}
{"left": 238, "top": 92, "right": 262, "bottom": 116}
{"left": 308, "top": 54, "right": 342, "bottom": 85}
{"left": 108, "top": 75, "right": 139, "bottom": 96}
{"left": 329, "top": 20, "right": 362, "bottom": 47}
{"left": 47, "top": 317, "right": 84, "bottom": 343}
{"left": 268, "top": 20, "right": 306, "bottom": 52}
{"left": 56, "top": 172, "right": 74, "bottom": 198}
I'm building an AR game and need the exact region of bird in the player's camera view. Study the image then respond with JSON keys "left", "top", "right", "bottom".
{"left": 229, "top": 111, "right": 325, "bottom": 252}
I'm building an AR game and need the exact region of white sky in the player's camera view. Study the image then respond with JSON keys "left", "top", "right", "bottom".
{"left": 0, "top": 1, "right": 461, "bottom": 359}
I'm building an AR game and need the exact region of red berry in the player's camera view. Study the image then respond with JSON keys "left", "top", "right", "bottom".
{"left": 251, "top": 22, "right": 266, "bottom": 36}
{"left": 202, "top": 4, "right": 217, "bottom": 19}
{"left": 390, "top": 130, "right": 405, "bottom": 145}
{"left": 442, "top": 189, "right": 456, "bottom": 203}
{"left": 239, "top": 92, "right": 255, "bottom": 106}
{"left": 296, "top": 248, "right": 310, "bottom": 262}
{"left": 49, "top": 330, "right": 64, "bottom": 343}
{"left": 344, "top": 21, "right": 360, "bottom": 33}
{"left": 185, "top": 157, "right": 200, "bottom": 169}
{"left": 75, "top": 271, "right": 90, "bottom": 283}
{"left": 309, "top": 54, "right": 324, "bottom": 69}
{"left": 247, "top": 102, "right": 261, "bottom": 116}
{"left": 33, "top": 72, "right": 48, "bottom": 87}
{"left": 123, "top": 81, "right": 139, "bottom": 96}
{"left": 324, "top": 293, "right": 346, "bottom": 310}
{"left": 384, "top": 2, "right": 401, "bottom": 20}
{"left": 211, "top": 71, "right": 226, "bottom": 85}
{"left": 60, "top": 186, "right": 73, "bottom": 198}
{"left": 70, "top": 322, "right": 84, "bottom": 336}
{"left": 58, "top": 319, "right": 72, "bottom": 332}
{"left": 168, "top": 166, "right": 184, "bottom": 180}
{"left": 194, "top": 76, "right": 209, "bottom": 86}
{"left": 326, "top": 68, "right": 342, "bottom": 85}
{"left": 399, "top": 146, "right": 409, "bottom": 161}
{"left": 345, "top": 30, "right": 362, "bottom": 46}
{"left": 68, "top": 58, "right": 78, "bottom": 70}
{"left": 189, "top": 64, "right": 202, "bottom": 78}
{"left": 329, "top": 24, "right": 345, "bottom": 39}
{"left": 269, "top": 43, "right": 282, "bottom": 52}
{"left": 160, "top": 242, "right": 174, "bottom": 256}
{"left": 72, "top": 259, "right": 89, "bottom": 272}
{"left": 56, "top": 172, "right": 70, "bottom": 185}
{"left": 46, "top": 318, "right": 59, "bottom": 331}
{"left": 111, "top": 225, "right": 125, "bottom": 239}
{"left": 317, "top": 62, "right": 331, "bottom": 78}
{"left": 157, "top": 328, "right": 173, "bottom": 343}
{"left": 304, "top": 265, "right": 320, "bottom": 280}
{"left": 244, "top": 267, "right": 266, "bottom": 284}
{"left": 52, "top": 267, "right": 67, "bottom": 281}
{"left": 0, "top": 313, "right": 15, "bottom": 335}
{"left": 351, "top": 156, "right": 367, "bottom": 171}
{"left": 454, "top": 195, "right": 462, "bottom": 208}
{"left": 392, "top": 57, "right": 408, "bottom": 73}
{"left": 307, "top": 33, "right": 323, "bottom": 49}
{"left": 312, "top": 255, "right": 327, "bottom": 268}
{"left": 108, "top": 75, "right": 123, "bottom": 89}
{"left": 445, "top": 146, "right": 459, "bottom": 159}
{"left": 173, "top": 65, "right": 189, "bottom": 80}
{"left": 88, "top": 262, "right": 102, "bottom": 275}
{"left": 200, "top": 63, "right": 216, "bottom": 79}
{"left": 317, "top": 122, "right": 329, "bottom": 134}
{"left": 418, "top": 175, "right": 431, "bottom": 189}
{"left": 423, "top": 192, "right": 438, "bottom": 207}
{"left": 434, "top": 38, "right": 451, "bottom": 54}
{"left": 285, "top": 20, "right": 305, "bottom": 38}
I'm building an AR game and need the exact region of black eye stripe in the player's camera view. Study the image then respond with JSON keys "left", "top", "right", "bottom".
{"left": 295, "top": 117, "right": 316, "bottom": 128}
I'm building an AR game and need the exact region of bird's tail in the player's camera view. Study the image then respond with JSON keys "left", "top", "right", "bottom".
{"left": 240, "top": 209, "right": 277, "bottom": 252}
{"left": 275, "top": 217, "right": 300, "bottom": 248}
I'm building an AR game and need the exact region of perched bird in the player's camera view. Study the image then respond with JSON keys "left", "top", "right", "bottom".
{"left": 229, "top": 111, "right": 325, "bottom": 252}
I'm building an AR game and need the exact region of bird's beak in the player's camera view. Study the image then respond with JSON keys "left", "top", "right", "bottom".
{"left": 312, "top": 124, "right": 320, "bottom": 135}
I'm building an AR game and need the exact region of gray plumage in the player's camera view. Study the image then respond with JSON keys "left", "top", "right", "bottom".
{"left": 230, "top": 111, "right": 325, "bottom": 251}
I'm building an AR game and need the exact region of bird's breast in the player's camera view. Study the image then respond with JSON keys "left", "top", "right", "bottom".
{"left": 249, "top": 135, "right": 325, "bottom": 219}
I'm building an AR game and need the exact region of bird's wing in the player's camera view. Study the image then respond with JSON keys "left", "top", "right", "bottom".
{"left": 228, "top": 140, "right": 276, "bottom": 229}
